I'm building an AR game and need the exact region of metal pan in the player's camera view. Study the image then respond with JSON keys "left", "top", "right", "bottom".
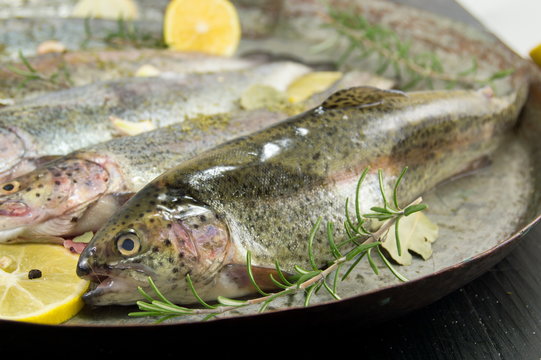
{"left": 1, "top": 0, "right": 540, "bottom": 333}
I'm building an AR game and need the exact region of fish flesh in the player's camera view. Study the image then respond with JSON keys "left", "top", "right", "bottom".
{"left": 0, "top": 49, "right": 263, "bottom": 102}
{"left": 0, "top": 70, "right": 391, "bottom": 243}
{"left": 0, "top": 60, "right": 311, "bottom": 183}
{"left": 76, "top": 84, "right": 527, "bottom": 305}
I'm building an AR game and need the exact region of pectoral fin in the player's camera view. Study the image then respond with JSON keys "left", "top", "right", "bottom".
{"left": 216, "top": 263, "right": 292, "bottom": 296}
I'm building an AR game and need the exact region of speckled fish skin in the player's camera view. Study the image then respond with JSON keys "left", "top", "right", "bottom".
{"left": 77, "top": 84, "right": 527, "bottom": 306}
{"left": 0, "top": 70, "right": 387, "bottom": 243}
{"left": 0, "top": 109, "right": 288, "bottom": 243}
{"left": 0, "top": 60, "right": 311, "bottom": 183}
{"left": 0, "top": 49, "right": 262, "bottom": 102}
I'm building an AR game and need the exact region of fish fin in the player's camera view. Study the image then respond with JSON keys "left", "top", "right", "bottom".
{"left": 219, "top": 263, "right": 290, "bottom": 293}
{"left": 320, "top": 86, "right": 406, "bottom": 110}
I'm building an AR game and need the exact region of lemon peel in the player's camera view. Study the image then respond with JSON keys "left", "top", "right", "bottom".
{"left": 530, "top": 43, "right": 541, "bottom": 68}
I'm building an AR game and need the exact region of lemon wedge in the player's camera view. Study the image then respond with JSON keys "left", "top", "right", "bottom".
{"left": 0, "top": 244, "right": 89, "bottom": 325}
{"left": 72, "top": 0, "right": 139, "bottom": 20}
{"left": 286, "top": 71, "right": 343, "bottom": 103}
{"left": 163, "top": 0, "right": 241, "bottom": 56}
{"left": 530, "top": 43, "right": 541, "bottom": 68}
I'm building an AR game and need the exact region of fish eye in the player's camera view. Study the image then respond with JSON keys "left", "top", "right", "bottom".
{"left": 115, "top": 230, "right": 141, "bottom": 256}
{"left": 0, "top": 181, "right": 20, "bottom": 194}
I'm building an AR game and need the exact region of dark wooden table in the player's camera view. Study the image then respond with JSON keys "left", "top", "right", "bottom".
{"left": 2, "top": 1, "right": 540, "bottom": 358}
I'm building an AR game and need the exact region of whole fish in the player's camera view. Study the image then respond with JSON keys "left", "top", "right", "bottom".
{"left": 0, "top": 60, "right": 311, "bottom": 183}
{"left": 0, "top": 17, "right": 164, "bottom": 60}
{"left": 76, "top": 84, "right": 527, "bottom": 305}
{"left": 0, "top": 70, "right": 391, "bottom": 243}
{"left": 0, "top": 109, "right": 287, "bottom": 244}
{"left": 0, "top": 49, "right": 263, "bottom": 102}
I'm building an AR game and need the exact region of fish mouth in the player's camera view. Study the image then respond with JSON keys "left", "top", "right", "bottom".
{"left": 0, "top": 200, "right": 30, "bottom": 217}
{"left": 79, "top": 264, "right": 156, "bottom": 306}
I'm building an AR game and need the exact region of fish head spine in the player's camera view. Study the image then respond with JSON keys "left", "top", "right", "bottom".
{"left": 77, "top": 182, "right": 231, "bottom": 305}
{"left": 0, "top": 156, "right": 111, "bottom": 241}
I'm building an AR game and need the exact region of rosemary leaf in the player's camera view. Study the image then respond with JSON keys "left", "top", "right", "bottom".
{"left": 345, "top": 242, "right": 381, "bottom": 261}
{"left": 322, "top": 279, "right": 341, "bottom": 300}
{"left": 404, "top": 204, "right": 428, "bottom": 216}
{"left": 246, "top": 251, "right": 270, "bottom": 296}
{"left": 274, "top": 260, "right": 294, "bottom": 286}
{"left": 367, "top": 248, "right": 379, "bottom": 275}
{"left": 304, "top": 284, "right": 318, "bottom": 306}
{"left": 186, "top": 274, "right": 218, "bottom": 309}
{"left": 395, "top": 216, "right": 402, "bottom": 256}
{"left": 393, "top": 166, "right": 408, "bottom": 209}
{"left": 217, "top": 296, "right": 249, "bottom": 307}
{"left": 269, "top": 273, "right": 290, "bottom": 289}
{"left": 342, "top": 251, "right": 367, "bottom": 281}
{"left": 355, "top": 167, "right": 370, "bottom": 224}
{"left": 308, "top": 217, "right": 323, "bottom": 270}
{"left": 377, "top": 247, "right": 408, "bottom": 282}
{"left": 327, "top": 222, "right": 342, "bottom": 259}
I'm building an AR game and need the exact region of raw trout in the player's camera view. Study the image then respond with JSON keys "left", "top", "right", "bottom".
{"left": 0, "top": 17, "right": 163, "bottom": 60}
{"left": 76, "top": 84, "right": 527, "bottom": 305}
{"left": 0, "top": 49, "right": 262, "bottom": 102}
{"left": 0, "top": 70, "right": 391, "bottom": 243}
{"left": 0, "top": 109, "right": 287, "bottom": 244}
{"left": 0, "top": 60, "right": 311, "bottom": 182}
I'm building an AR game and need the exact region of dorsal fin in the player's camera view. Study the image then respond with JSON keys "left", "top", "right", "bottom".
{"left": 320, "top": 86, "right": 406, "bottom": 110}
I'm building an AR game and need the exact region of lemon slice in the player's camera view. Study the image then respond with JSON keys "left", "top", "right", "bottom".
{"left": 0, "top": 244, "right": 89, "bottom": 325}
{"left": 530, "top": 43, "right": 541, "bottom": 68}
{"left": 72, "top": 0, "right": 139, "bottom": 20}
{"left": 286, "top": 71, "right": 343, "bottom": 103}
{"left": 163, "top": 0, "right": 241, "bottom": 56}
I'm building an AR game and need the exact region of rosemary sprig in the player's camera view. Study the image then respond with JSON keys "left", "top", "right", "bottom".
{"left": 79, "top": 16, "right": 166, "bottom": 50}
{"left": 322, "top": 9, "right": 514, "bottom": 90}
{"left": 129, "top": 167, "right": 427, "bottom": 322}
{"left": 103, "top": 18, "right": 166, "bottom": 49}
{"left": 6, "top": 51, "right": 73, "bottom": 89}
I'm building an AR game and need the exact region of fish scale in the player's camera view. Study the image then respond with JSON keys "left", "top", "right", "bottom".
{"left": 0, "top": 60, "right": 311, "bottom": 182}
{"left": 77, "top": 85, "right": 527, "bottom": 305}
{"left": 0, "top": 70, "right": 392, "bottom": 243}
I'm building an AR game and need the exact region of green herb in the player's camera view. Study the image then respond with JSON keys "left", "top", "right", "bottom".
{"left": 103, "top": 18, "right": 166, "bottom": 49}
{"left": 321, "top": 9, "right": 514, "bottom": 90}
{"left": 6, "top": 51, "right": 73, "bottom": 89}
{"left": 129, "top": 166, "right": 429, "bottom": 323}
{"left": 79, "top": 17, "right": 166, "bottom": 50}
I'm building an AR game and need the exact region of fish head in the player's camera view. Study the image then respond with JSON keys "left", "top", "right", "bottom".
{"left": 77, "top": 183, "right": 231, "bottom": 306}
{"left": 0, "top": 157, "right": 110, "bottom": 241}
